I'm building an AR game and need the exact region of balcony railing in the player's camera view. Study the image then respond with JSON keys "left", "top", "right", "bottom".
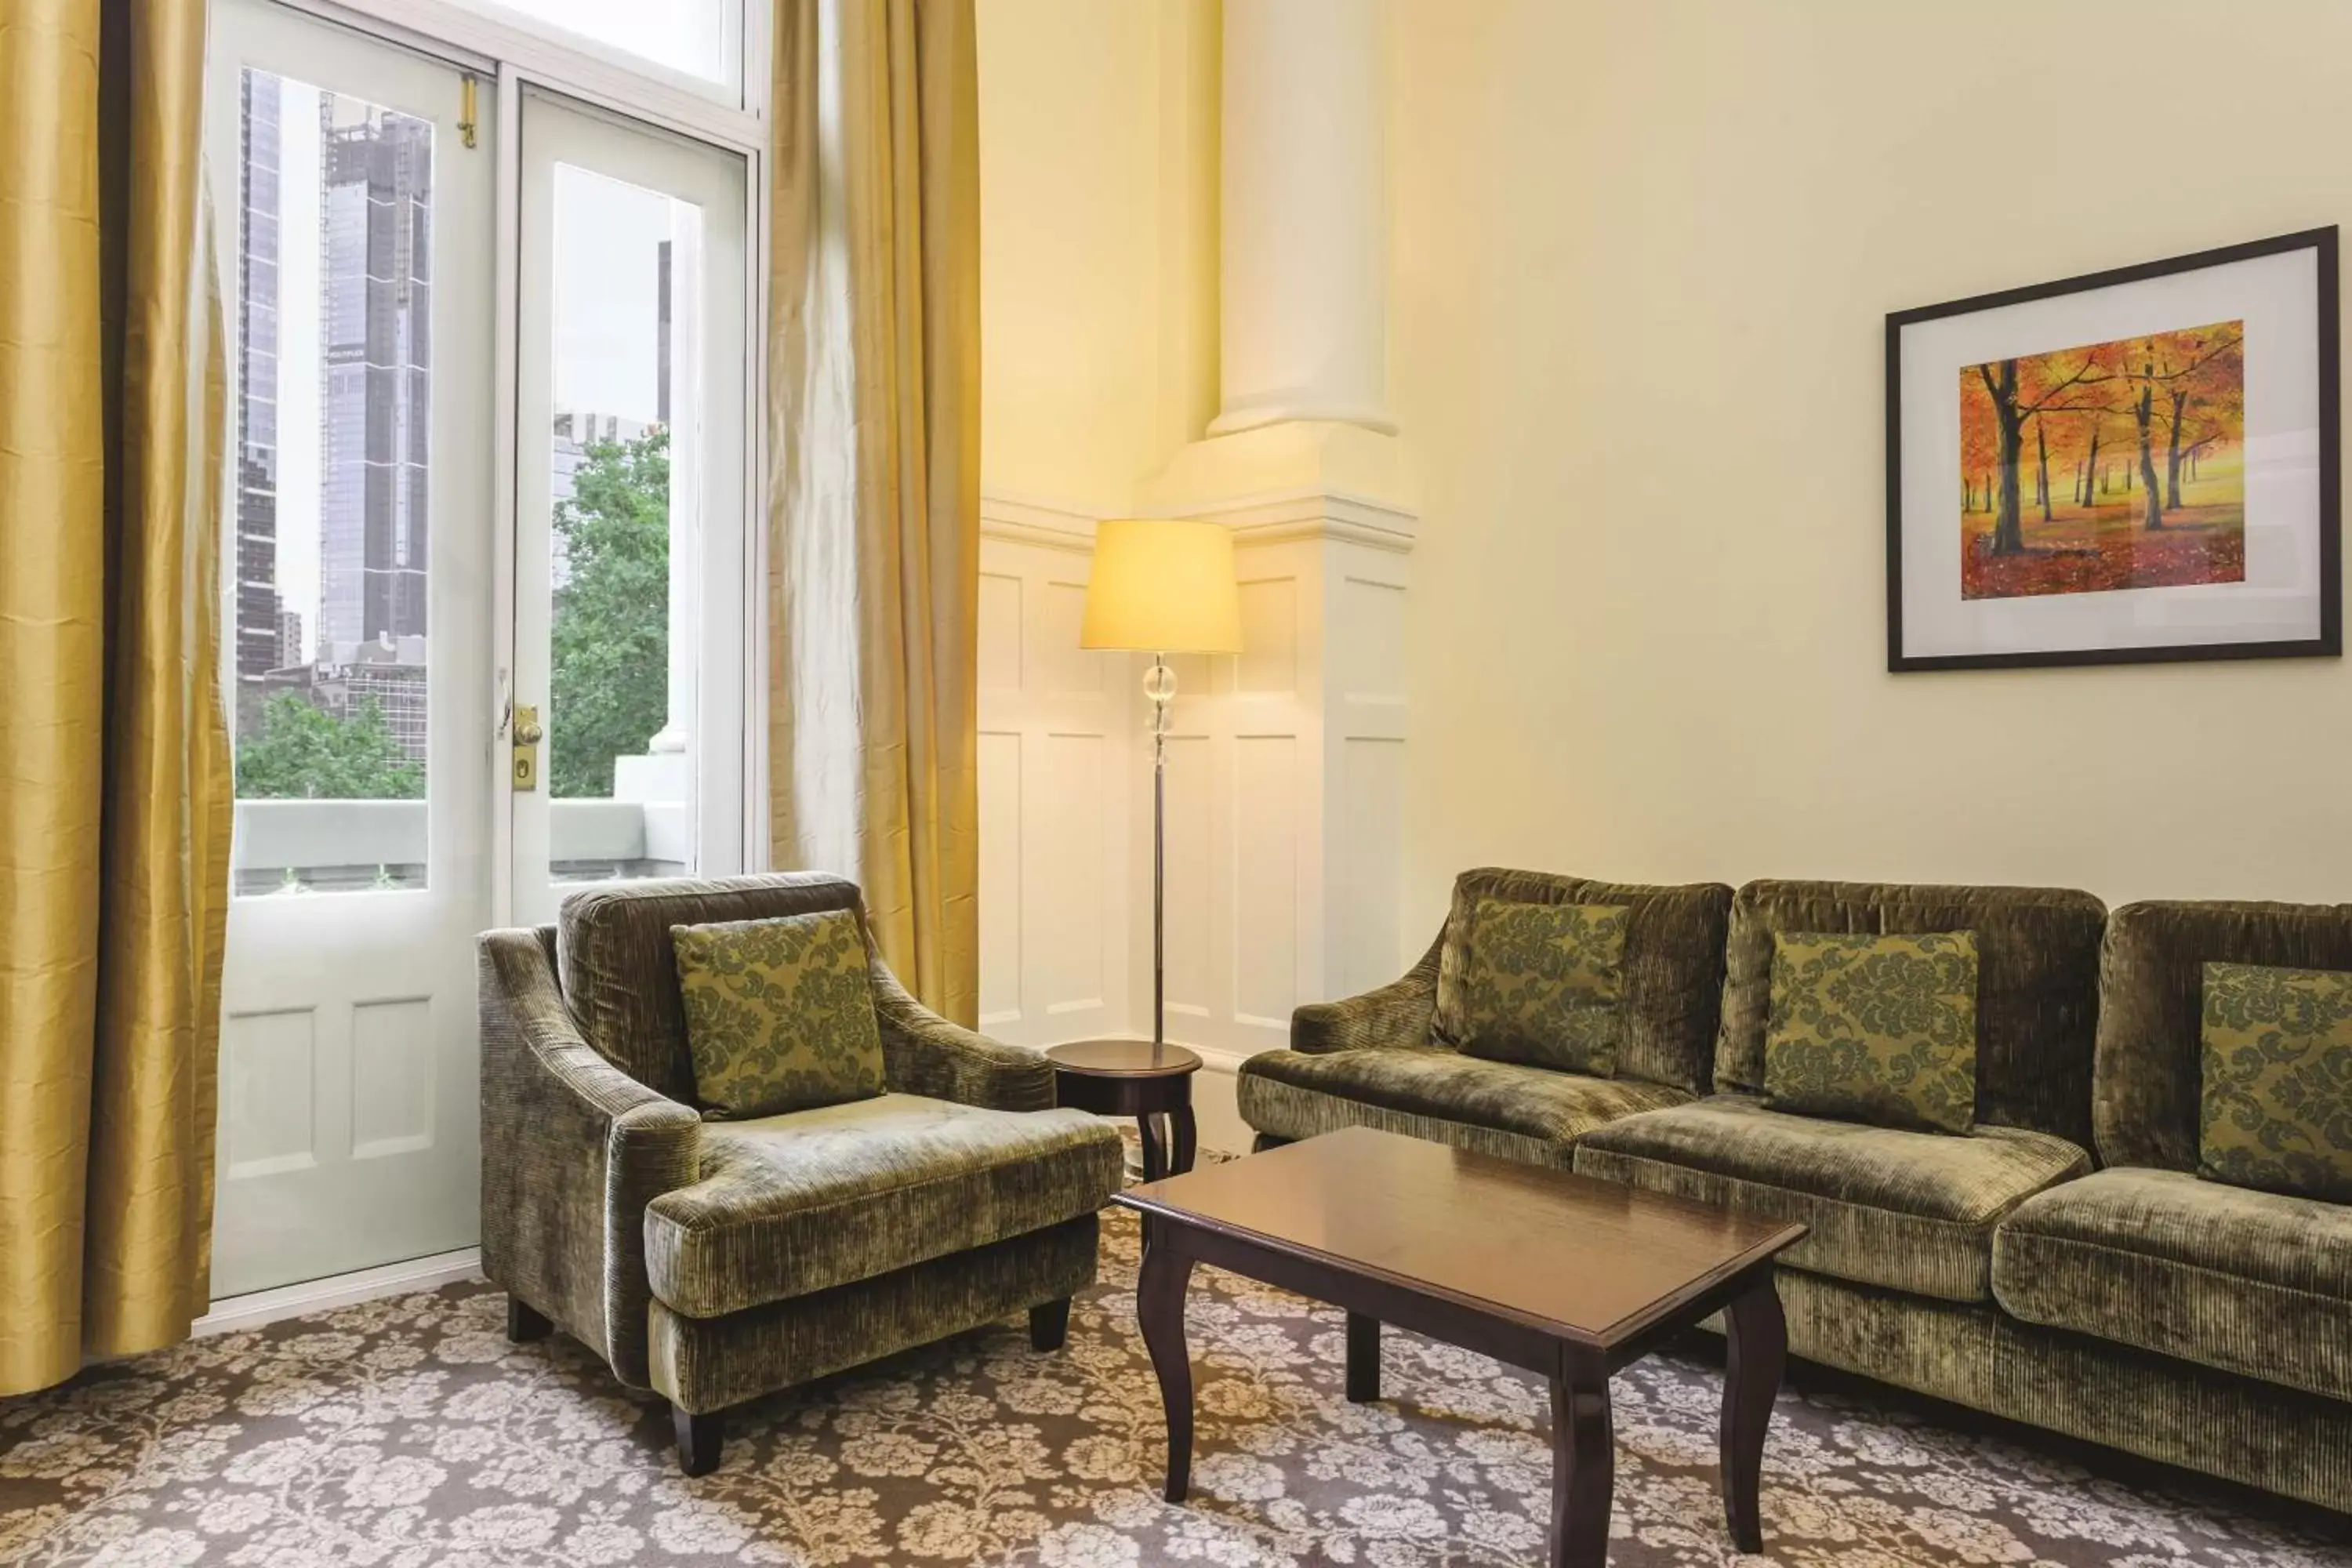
{"left": 231, "top": 797, "right": 688, "bottom": 895}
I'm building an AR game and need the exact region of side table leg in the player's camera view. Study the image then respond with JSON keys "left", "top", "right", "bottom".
{"left": 1136, "top": 1235, "right": 1197, "bottom": 1502}
{"left": 1138, "top": 1113, "right": 1168, "bottom": 1183}
{"left": 1345, "top": 1312, "right": 1380, "bottom": 1403}
{"left": 1170, "top": 1104, "right": 1198, "bottom": 1174}
{"left": 1721, "top": 1275, "right": 1787, "bottom": 1555}
{"left": 1549, "top": 1374, "right": 1612, "bottom": 1568}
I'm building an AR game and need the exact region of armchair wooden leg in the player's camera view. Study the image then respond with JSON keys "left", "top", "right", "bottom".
{"left": 1250, "top": 1133, "right": 1292, "bottom": 1154}
{"left": 506, "top": 1297, "right": 552, "bottom": 1344}
{"left": 1029, "top": 1297, "right": 1072, "bottom": 1352}
{"left": 673, "top": 1405, "right": 724, "bottom": 1476}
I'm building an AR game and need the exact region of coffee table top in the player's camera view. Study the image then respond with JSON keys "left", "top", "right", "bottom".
{"left": 1115, "top": 1127, "right": 1805, "bottom": 1349}
{"left": 1044, "top": 1038, "right": 1203, "bottom": 1078}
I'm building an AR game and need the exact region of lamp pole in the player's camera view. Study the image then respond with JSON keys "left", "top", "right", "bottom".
{"left": 1146, "top": 652, "right": 1174, "bottom": 1059}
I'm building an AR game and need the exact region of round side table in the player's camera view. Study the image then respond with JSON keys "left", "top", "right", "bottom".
{"left": 1044, "top": 1039, "right": 1201, "bottom": 1182}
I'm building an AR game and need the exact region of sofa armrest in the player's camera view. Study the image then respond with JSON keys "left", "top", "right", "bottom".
{"left": 1291, "top": 929, "right": 1446, "bottom": 1054}
{"left": 478, "top": 926, "right": 700, "bottom": 1389}
{"left": 870, "top": 960, "right": 1054, "bottom": 1111}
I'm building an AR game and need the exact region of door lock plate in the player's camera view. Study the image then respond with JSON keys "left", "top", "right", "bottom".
{"left": 511, "top": 703, "right": 542, "bottom": 791}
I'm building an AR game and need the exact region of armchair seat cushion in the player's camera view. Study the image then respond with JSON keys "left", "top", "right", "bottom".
{"left": 1573, "top": 1096, "right": 2088, "bottom": 1302}
{"left": 1237, "top": 1047, "right": 1691, "bottom": 1167}
{"left": 644, "top": 1094, "right": 1122, "bottom": 1319}
{"left": 1992, "top": 1166, "right": 2352, "bottom": 1402}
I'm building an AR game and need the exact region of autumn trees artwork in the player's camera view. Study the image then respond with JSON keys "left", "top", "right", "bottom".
{"left": 1958, "top": 320, "right": 2245, "bottom": 599}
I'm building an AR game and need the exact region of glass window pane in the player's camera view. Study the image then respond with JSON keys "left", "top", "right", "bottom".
{"left": 545, "top": 165, "right": 704, "bottom": 886}
{"left": 230, "top": 70, "right": 434, "bottom": 895}
{"left": 472, "top": 0, "right": 738, "bottom": 89}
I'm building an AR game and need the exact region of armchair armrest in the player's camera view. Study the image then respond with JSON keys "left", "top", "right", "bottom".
{"left": 478, "top": 926, "right": 700, "bottom": 1389}
{"left": 870, "top": 961, "right": 1054, "bottom": 1111}
{"left": 1290, "top": 929, "right": 1446, "bottom": 1054}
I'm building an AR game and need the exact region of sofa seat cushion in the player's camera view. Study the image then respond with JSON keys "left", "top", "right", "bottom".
{"left": 1993, "top": 1165, "right": 2352, "bottom": 1402}
{"left": 1573, "top": 1096, "right": 2088, "bottom": 1301}
{"left": 1237, "top": 1047, "right": 1690, "bottom": 1167}
{"left": 644, "top": 1094, "right": 1123, "bottom": 1318}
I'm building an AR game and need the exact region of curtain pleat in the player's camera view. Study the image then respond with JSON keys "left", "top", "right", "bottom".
{"left": 767, "top": 0, "right": 981, "bottom": 1025}
{"left": 0, "top": 0, "right": 230, "bottom": 1394}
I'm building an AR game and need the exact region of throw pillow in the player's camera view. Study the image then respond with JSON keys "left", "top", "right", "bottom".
{"left": 1764, "top": 931, "right": 1978, "bottom": 1134}
{"left": 2200, "top": 961, "right": 2352, "bottom": 1202}
{"left": 670, "top": 909, "right": 887, "bottom": 1120}
{"left": 1460, "top": 898, "right": 1628, "bottom": 1076}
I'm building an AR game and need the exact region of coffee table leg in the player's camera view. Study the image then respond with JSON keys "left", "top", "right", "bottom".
{"left": 1136, "top": 1235, "right": 1197, "bottom": 1503}
{"left": 1721, "top": 1275, "right": 1787, "bottom": 1554}
{"left": 1549, "top": 1374, "right": 1613, "bottom": 1568}
{"left": 1345, "top": 1312, "right": 1379, "bottom": 1403}
{"left": 1138, "top": 1113, "right": 1168, "bottom": 1183}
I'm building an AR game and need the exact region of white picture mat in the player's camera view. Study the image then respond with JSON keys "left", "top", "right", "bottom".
{"left": 1897, "top": 247, "right": 2324, "bottom": 659}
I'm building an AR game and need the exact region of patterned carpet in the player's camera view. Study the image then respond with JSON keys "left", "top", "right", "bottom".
{"left": 3, "top": 1207, "right": 2347, "bottom": 1567}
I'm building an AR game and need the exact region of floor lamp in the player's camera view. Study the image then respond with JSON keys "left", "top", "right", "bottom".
{"left": 1080, "top": 520, "right": 1245, "bottom": 1058}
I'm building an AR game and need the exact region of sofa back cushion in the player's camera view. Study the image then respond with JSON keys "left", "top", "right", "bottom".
{"left": 1434, "top": 869, "right": 1733, "bottom": 1092}
{"left": 2096, "top": 900, "right": 2352, "bottom": 1171}
{"left": 672, "top": 910, "right": 888, "bottom": 1119}
{"left": 558, "top": 873, "right": 869, "bottom": 1102}
{"left": 1458, "top": 898, "right": 1629, "bottom": 1076}
{"left": 1763, "top": 930, "right": 1980, "bottom": 1134}
{"left": 1719, "top": 880, "right": 2103, "bottom": 1145}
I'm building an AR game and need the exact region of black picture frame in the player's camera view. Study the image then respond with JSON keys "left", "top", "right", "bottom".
{"left": 1886, "top": 227, "right": 2340, "bottom": 673}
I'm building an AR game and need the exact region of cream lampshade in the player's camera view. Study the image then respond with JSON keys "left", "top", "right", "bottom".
{"left": 1080, "top": 520, "right": 1243, "bottom": 1054}
{"left": 1080, "top": 520, "right": 1244, "bottom": 654}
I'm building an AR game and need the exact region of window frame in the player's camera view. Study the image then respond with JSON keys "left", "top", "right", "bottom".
{"left": 248, "top": 0, "right": 775, "bottom": 915}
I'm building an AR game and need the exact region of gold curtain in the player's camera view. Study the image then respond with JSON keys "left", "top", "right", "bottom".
{"left": 767, "top": 0, "right": 981, "bottom": 1025}
{"left": 0, "top": 0, "right": 232, "bottom": 1396}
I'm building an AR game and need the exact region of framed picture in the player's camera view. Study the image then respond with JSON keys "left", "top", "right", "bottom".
{"left": 1887, "top": 228, "right": 2339, "bottom": 671}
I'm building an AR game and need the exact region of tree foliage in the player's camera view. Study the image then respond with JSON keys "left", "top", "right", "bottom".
{"left": 550, "top": 428, "right": 670, "bottom": 798}
{"left": 236, "top": 691, "right": 423, "bottom": 800}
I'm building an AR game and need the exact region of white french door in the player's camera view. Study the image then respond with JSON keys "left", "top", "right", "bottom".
{"left": 208, "top": 6, "right": 757, "bottom": 1298}
{"left": 506, "top": 89, "right": 752, "bottom": 928}
{"left": 207, "top": 0, "right": 497, "bottom": 1296}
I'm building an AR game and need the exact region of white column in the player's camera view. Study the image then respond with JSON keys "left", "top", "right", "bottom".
{"left": 1210, "top": 0, "right": 1392, "bottom": 437}
{"left": 1134, "top": 0, "right": 1415, "bottom": 1139}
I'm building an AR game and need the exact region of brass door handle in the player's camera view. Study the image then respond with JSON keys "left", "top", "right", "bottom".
{"left": 511, "top": 704, "right": 543, "bottom": 789}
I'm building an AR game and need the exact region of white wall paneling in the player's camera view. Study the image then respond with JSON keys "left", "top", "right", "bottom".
{"left": 976, "top": 490, "right": 1414, "bottom": 1156}
{"left": 976, "top": 498, "right": 1135, "bottom": 1047}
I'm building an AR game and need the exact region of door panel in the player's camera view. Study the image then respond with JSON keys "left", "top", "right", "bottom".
{"left": 510, "top": 89, "right": 750, "bottom": 927}
{"left": 207, "top": 0, "right": 495, "bottom": 1295}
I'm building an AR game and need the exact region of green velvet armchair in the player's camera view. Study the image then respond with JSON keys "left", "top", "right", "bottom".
{"left": 477, "top": 873, "right": 1123, "bottom": 1475}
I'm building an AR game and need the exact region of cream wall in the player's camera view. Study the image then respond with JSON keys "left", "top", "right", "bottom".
{"left": 1391, "top": 0, "right": 2352, "bottom": 931}
{"left": 976, "top": 0, "right": 1218, "bottom": 513}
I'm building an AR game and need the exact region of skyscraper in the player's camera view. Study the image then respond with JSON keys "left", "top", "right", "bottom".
{"left": 234, "top": 71, "right": 283, "bottom": 683}
{"left": 318, "top": 96, "right": 432, "bottom": 655}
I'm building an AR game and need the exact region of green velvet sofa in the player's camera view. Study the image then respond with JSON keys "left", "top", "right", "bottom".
{"left": 479, "top": 873, "right": 1123, "bottom": 1475}
{"left": 1237, "top": 871, "right": 2352, "bottom": 1512}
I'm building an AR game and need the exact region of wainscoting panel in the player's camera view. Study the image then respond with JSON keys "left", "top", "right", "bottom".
{"left": 1232, "top": 735, "right": 1300, "bottom": 1029}
{"left": 977, "top": 517, "right": 1134, "bottom": 1047}
{"left": 977, "top": 730, "right": 1023, "bottom": 1026}
{"left": 975, "top": 494, "right": 1414, "bottom": 1155}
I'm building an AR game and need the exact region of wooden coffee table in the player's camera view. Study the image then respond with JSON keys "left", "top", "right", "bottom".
{"left": 1114, "top": 1127, "right": 1807, "bottom": 1568}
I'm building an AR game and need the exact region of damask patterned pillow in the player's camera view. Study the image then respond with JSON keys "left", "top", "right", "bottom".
{"left": 1763, "top": 931, "right": 1978, "bottom": 1134}
{"left": 2200, "top": 962, "right": 2352, "bottom": 1202}
{"left": 1459, "top": 898, "right": 1628, "bottom": 1076}
{"left": 670, "top": 910, "right": 887, "bottom": 1120}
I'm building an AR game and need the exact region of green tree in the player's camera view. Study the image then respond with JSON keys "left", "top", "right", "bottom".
{"left": 550, "top": 427, "right": 670, "bottom": 798}
{"left": 236, "top": 692, "right": 423, "bottom": 800}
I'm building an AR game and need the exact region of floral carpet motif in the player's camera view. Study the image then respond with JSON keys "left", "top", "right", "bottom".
{"left": 3, "top": 1208, "right": 2346, "bottom": 1567}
